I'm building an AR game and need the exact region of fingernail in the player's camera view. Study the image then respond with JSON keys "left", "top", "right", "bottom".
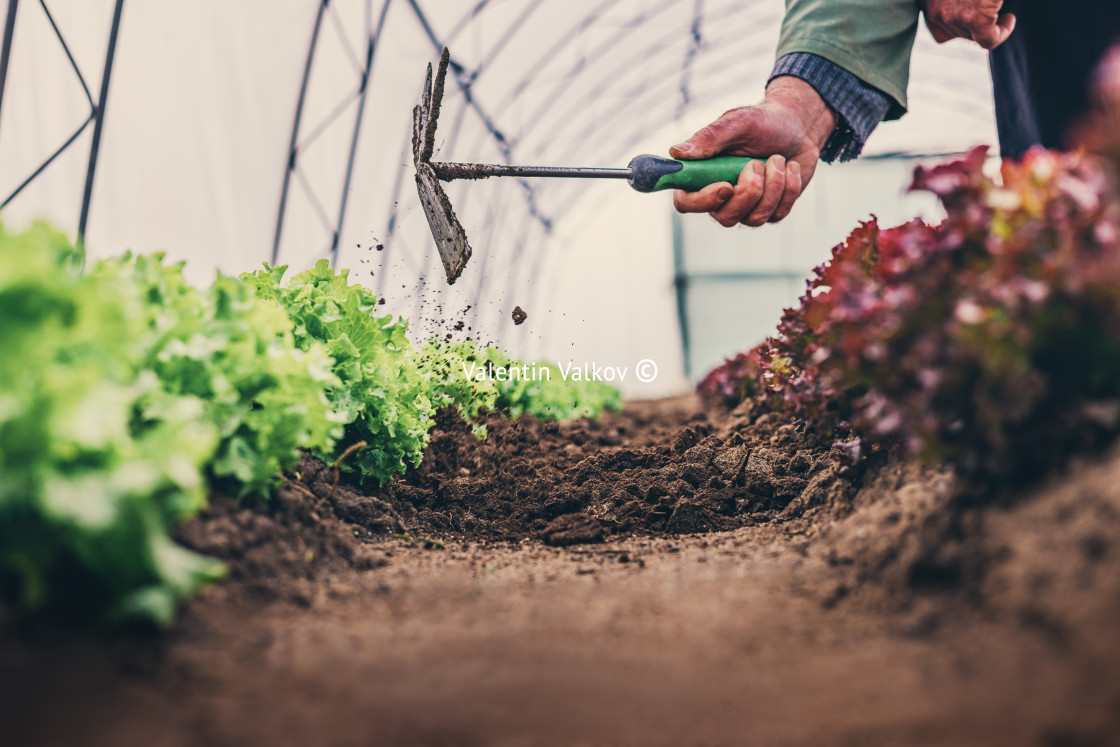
{"left": 753, "top": 160, "right": 765, "bottom": 176}
{"left": 717, "top": 186, "right": 734, "bottom": 201}
{"left": 672, "top": 142, "right": 692, "bottom": 154}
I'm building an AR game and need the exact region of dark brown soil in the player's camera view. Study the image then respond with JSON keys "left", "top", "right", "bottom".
{"left": 4, "top": 397, "right": 1120, "bottom": 746}
{"left": 511, "top": 305, "right": 527, "bottom": 325}
{"left": 390, "top": 399, "right": 864, "bottom": 541}
{"left": 178, "top": 396, "right": 858, "bottom": 602}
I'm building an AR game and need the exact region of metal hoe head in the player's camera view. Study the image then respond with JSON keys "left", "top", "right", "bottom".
{"left": 413, "top": 48, "right": 472, "bottom": 285}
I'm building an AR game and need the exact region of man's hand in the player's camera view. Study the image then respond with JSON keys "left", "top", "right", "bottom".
{"left": 921, "top": 0, "right": 1016, "bottom": 50}
{"left": 670, "top": 77, "right": 835, "bottom": 227}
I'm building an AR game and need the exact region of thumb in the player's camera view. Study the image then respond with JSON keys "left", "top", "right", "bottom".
{"left": 670, "top": 108, "right": 758, "bottom": 160}
{"left": 972, "top": 12, "right": 1016, "bottom": 49}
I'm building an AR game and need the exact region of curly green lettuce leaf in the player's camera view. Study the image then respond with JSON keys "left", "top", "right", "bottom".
{"left": 243, "top": 260, "right": 431, "bottom": 486}
{"left": 0, "top": 225, "right": 224, "bottom": 626}
{"left": 93, "top": 254, "right": 342, "bottom": 498}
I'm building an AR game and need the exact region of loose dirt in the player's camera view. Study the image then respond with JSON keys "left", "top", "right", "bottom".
{"left": 4, "top": 397, "right": 1120, "bottom": 746}
{"left": 390, "top": 397, "right": 865, "bottom": 541}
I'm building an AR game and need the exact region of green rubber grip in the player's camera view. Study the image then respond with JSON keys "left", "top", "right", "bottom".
{"left": 627, "top": 154, "right": 755, "bottom": 193}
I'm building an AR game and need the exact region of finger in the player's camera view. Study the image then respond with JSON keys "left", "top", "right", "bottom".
{"left": 970, "top": 24, "right": 1005, "bottom": 49}
{"left": 711, "top": 160, "right": 765, "bottom": 227}
{"left": 998, "top": 12, "right": 1017, "bottom": 36}
{"left": 970, "top": 12, "right": 1016, "bottom": 49}
{"left": 742, "top": 155, "right": 787, "bottom": 227}
{"left": 670, "top": 107, "right": 755, "bottom": 160}
{"left": 769, "top": 160, "right": 803, "bottom": 223}
{"left": 992, "top": 12, "right": 1016, "bottom": 46}
{"left": 673, "top": 182, "right": 735, "bottom": 214}
{"left": 925, "top": 18, "right": 955, "bottom": 43}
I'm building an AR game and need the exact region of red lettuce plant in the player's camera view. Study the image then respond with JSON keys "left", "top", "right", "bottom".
{"left": 697, "top": 349, "right": 764, "bottom": 409}
{"left": 702, "top": 144, "right": 1120, "bottom": 480}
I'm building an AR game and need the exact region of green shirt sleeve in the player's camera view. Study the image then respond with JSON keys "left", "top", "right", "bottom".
{"left": 776, "top": 0, "right": 920, "bottom": 118}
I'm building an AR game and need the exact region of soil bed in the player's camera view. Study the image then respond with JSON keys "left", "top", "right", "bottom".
{"left": 4, "top": 397, "right": 1120, "bottom": 746}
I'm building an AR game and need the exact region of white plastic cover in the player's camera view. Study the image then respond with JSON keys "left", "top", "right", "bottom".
{"left": 0, "top": 0, "right": 995, "bottom": 395}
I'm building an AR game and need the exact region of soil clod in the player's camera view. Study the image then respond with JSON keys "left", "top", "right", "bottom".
{"left": 540, "top": 514, "right": 604, "bottom": 546}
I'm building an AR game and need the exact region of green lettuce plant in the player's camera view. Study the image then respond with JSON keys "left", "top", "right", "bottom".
{"left": 93, "top": 254, "right": 342, "bottom": 498}
{"left": 0, "top": 224, "right": 223, "bottom": 625}
{"left": 243, "top": 260, "right": 432, "bottom": 486}
{"left": 0, "top": 225, "right": 343, "bottom": 626}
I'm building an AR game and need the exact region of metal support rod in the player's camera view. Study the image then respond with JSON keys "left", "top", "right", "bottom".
{"left": 331, "top": 0, "right": 389, "bottom": 267}
{"left": 677, "top": 0, "right": 704, "bottom": 118}
{"left": 273, "top": 0, "right": 329, "bottom": 265}
{"left": 2, "top": 115, "right": 92, "bottom": 207}
{"left": 408, "top": 0, "right": 554, "bottom": 231}
{"left": 38, "top": 0, "right": 94, "bottom": 108}
{"left": 507, "top": 0, "right": 681, "bottom": 148}
{"left": 489, "top": 207, "right": 535, "bottom": 342}
{"left": 77, "top": 0, "right": 124, "bottom": 245}
{"left": 670, "top": 211, "right": 692, "bottom": 378}
{"left": 0, "top": 0, "right": 19, "bottom": 140}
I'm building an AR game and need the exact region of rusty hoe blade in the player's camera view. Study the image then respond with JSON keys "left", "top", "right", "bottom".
{"left": 413, "top": 47, "right": 472, "bottom": 285}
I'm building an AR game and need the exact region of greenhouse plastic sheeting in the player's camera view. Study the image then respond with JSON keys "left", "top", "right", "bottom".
{"left": 0, "top": 0, "right": 995, "bottom": 395}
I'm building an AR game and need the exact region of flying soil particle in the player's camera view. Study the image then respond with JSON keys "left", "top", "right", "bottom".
{"left": 453, "top": 321, "right": 465, "bottom": 331}
{"left": 512, "top": 306, "right": 528, "bottom": 325}
{"left": 376, "top": 244, "right": 384, "bottom": 251}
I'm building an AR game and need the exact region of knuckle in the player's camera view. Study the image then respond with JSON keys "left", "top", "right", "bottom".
{"left": 964, "top": 9, "right": 994, "bottom": 30}
{"left": 715, "top": 213, "right": 739, "bottom": 228}
{"left": 695, "top": 124, "right": 722, "bottom": 142}
{"left": 743, "top": 212, "right": 769, "bottom": 227}
{"left": 973, "top": 28, "right": 997, "bottom": 46}
{"left": 771, "top": 204, "right": 794, "bottom": 222}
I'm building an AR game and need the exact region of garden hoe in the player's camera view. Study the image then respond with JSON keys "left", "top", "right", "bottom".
{"left": 414, "top": 48, "right": 757, "bottom": 284}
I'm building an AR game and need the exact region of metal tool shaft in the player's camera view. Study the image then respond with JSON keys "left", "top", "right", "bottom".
{"left": 431, "top": 161, "right": 630, "bottom": 181}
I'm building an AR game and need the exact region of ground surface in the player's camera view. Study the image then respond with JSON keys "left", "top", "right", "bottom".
{"left": 4, "top": 397, "right": 1120, "bottom": 746}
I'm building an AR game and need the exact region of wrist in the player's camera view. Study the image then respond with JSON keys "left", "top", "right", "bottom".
{"left": 764, "top": 76, "right": 837, "bottom": 150}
